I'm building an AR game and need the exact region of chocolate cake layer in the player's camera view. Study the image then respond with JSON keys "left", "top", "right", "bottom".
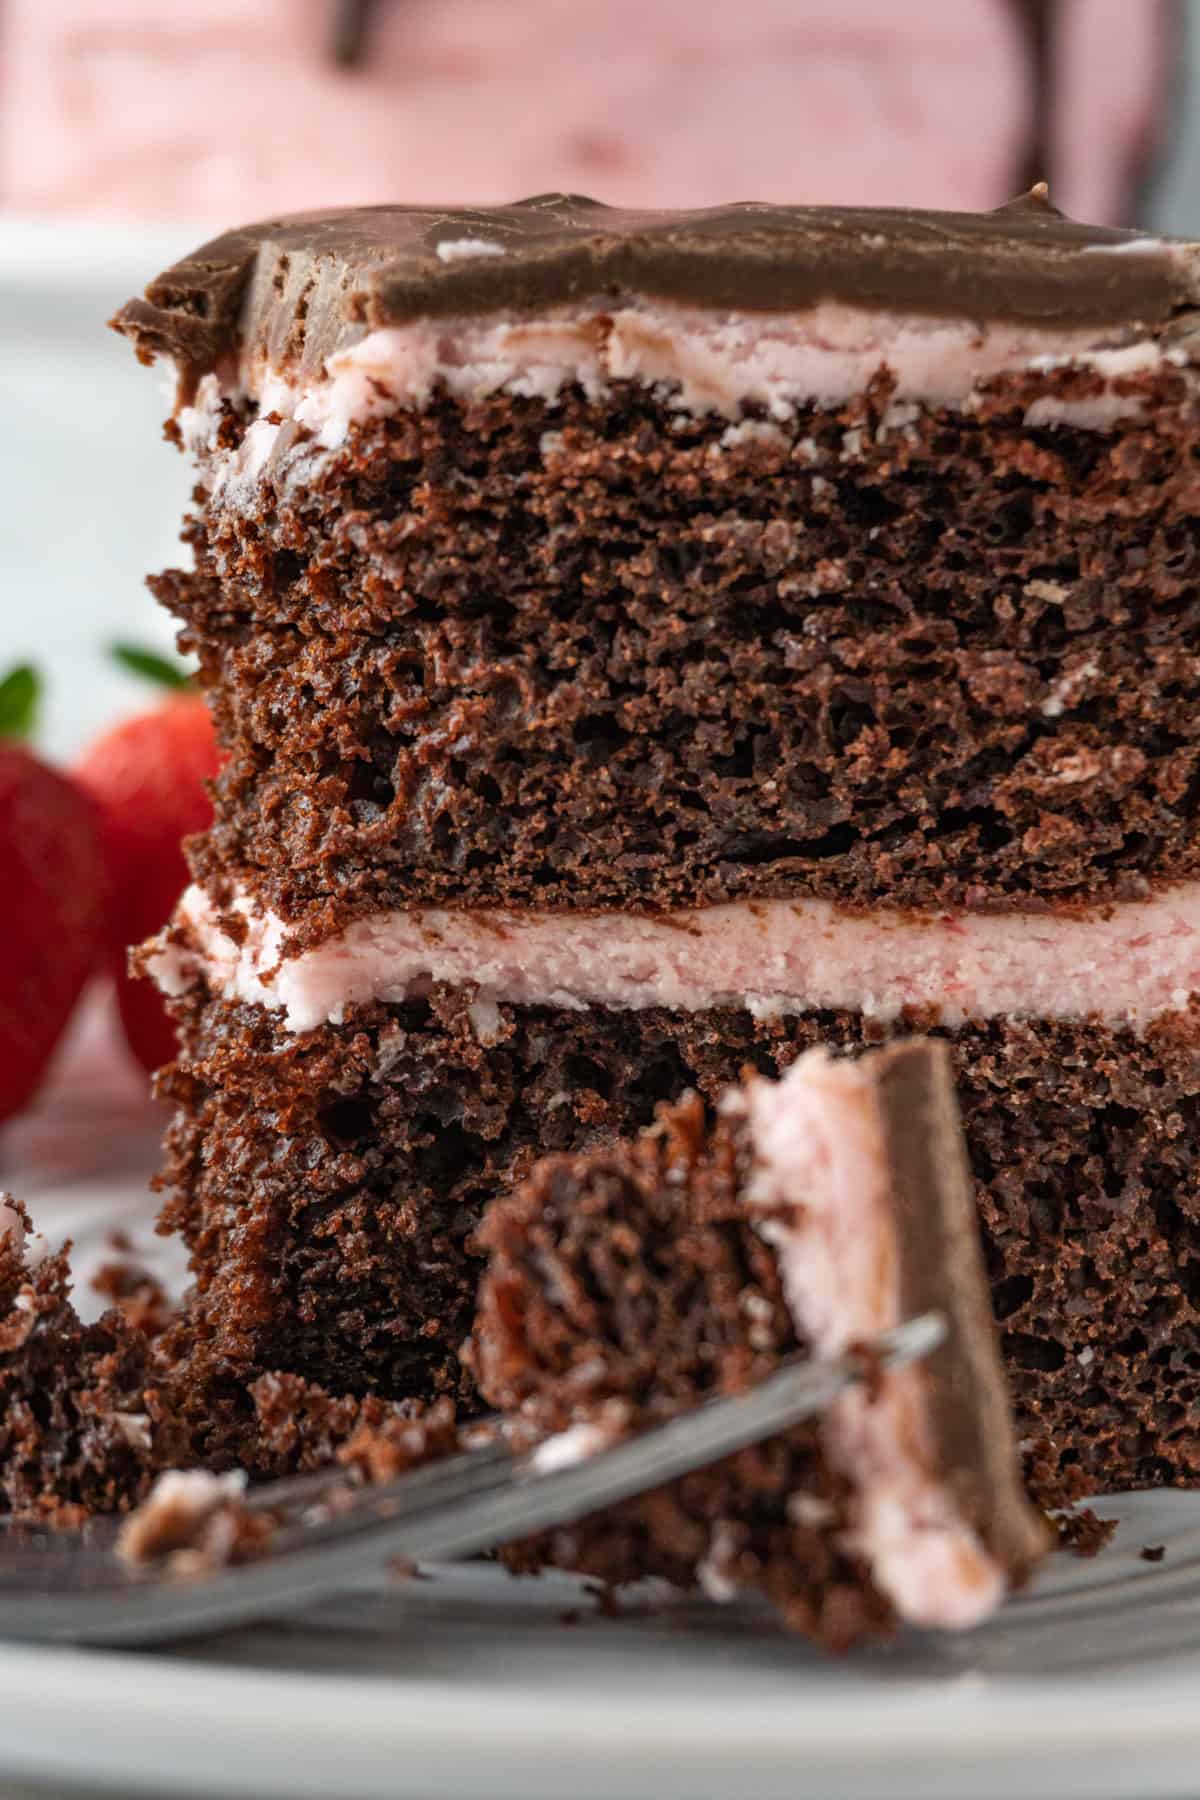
{"left": 112, "top": 191, "right": 1200, "bottom": 390}
{"left": 162, "top": 371, "right": 1200, "bottom": 919}
{"left": 156, "top": 986, "right": 1200, "bottom": 1502}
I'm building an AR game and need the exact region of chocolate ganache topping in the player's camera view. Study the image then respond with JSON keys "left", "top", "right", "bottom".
{"left": 113, "top": 188, "right": 1200, "bottom": 391}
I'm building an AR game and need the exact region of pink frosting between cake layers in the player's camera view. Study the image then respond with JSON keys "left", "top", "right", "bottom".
{"left": 731, "top": 1048, "right": 1003, "bottom": 1629}
{"left": 150, "top": 882, "right": 1200, "bottom": 1038}
{"left": 178, "top": 295, "right": 1192, "bottom": 502}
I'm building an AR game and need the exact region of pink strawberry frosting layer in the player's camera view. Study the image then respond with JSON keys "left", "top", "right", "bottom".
{"left": 250, "top": 305, "right": 1184, "bottom": 431}
{"left": 150, "top": 881, "right": 1200, "bottom": 1037}
{"left": 731, "top": 1049, "right": 1003, "bottom": 1628}
{"left": 182, "top": 300, "right": 1190, "bottom": 503}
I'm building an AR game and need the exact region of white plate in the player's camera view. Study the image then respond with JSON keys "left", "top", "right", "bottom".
{"left": 1, "top": 1011, "right": 1200, "bottom": 1800}
{"left": 0, "top": 1506, "right": 1197, "bottom": 1800}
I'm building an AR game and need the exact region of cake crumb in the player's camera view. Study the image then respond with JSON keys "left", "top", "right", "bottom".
{"left": 91, "top": 1253, "right": 174, "bottom": 1339}
{"left": 583, "top": 1579, "right": 623, "bottom": 1618}
{"left": 116, "top": 1469, "right": 270, "bottom": 1571}
{"left": 337, "top": 1395, "right": 460, "bottom": 1484}
{"left": 1140, "top": 1543, "right": 1166, "bottom": 1563}
{"left": 1052, "top": 1505, "right": 1118, "bottom": 1558}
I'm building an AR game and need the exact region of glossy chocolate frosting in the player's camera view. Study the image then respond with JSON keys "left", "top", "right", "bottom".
{"left": 113, "top": 187, "right": 1199, "bottom": 389}
{"left": 876, "top": 1039, "right": 1048, "bottom": 1579}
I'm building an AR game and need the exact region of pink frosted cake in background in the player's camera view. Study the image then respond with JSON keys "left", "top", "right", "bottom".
{"left": 0, "top": 0, "right": 1174, "bottom": 223}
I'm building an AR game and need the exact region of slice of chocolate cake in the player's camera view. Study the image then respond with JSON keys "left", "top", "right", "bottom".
{"left": 0, "top": 1198, "right": 463, "bottom": 1523}
{"left": 111, "top": 191, "right": 1200, "bottom": 1500}
{"left": 471, "top": 1041, "right": 1046, "bottom": 1645}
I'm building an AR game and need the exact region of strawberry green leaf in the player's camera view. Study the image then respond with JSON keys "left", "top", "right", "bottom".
{"left": 111, "top": 643, "right": 194, "bottom": 692}
{"left": 0, "top": 665, "right": 41, "bottom": 740}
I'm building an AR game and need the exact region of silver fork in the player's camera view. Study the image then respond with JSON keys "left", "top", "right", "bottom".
{"left": 0, "top": 1313, "right": 943, "bottom": 1647}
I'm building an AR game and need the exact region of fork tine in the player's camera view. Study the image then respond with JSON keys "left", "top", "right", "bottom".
{"left": 268, "top": 1432, "right": 515, "bottom": 1548}
{"left": 240, "top": 1466, "right": 356, "bottom": 1516}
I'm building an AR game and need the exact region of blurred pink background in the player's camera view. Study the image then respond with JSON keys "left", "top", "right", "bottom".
{"left": 0, "top": 0, "right": 1175, "bottom": 225}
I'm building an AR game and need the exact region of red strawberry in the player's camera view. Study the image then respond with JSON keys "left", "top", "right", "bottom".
{"left": 113, "top": 949, "right": 184, "bottom": 1076}
{"left": 76, "top": 647, "right": 220, "bottom": 1075}
{"left": 0, "top": 666, "right": 110, "bottom": 1120}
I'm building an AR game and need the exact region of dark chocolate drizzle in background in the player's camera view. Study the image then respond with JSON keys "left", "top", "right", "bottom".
{"left": 1010, "top": 0, "right": 1185, "bottom": 224}
{"left": 1010, "top": 0, "right": 1054, "bottom": 195}
{"left": 330, "top": 0, "right": 376, "bottom": 68}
